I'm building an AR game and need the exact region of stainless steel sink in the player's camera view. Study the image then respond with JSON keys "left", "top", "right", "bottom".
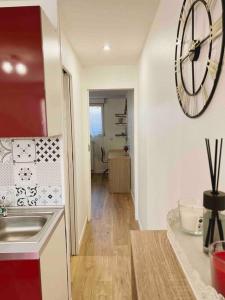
{"left": 0, "top": 207, "right": 64, "bottom": 260}
{"left": 0, "top": 214, "right": 51, "bottom": 242}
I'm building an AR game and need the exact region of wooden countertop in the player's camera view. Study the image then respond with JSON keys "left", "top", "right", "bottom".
{"left": 131, "top": 230, "right": 196, "bottom": 300}
{"left": 108, "top": 149, "right": 130, "bottom": 159}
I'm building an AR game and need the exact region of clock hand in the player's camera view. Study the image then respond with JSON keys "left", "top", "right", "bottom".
{"left": 192, "top": 61, "right": 195, "bottom": 93}
{"left": 195, "top": 34, "right": 210, "bottom": 48}
{"left": 180, "top": 53, "right": 190, "bottom": 63}
{"left": 192, "top": 5, "right": 195, "bottom": 40}
{"left": 194, "top": 17, "right": 222, "bottom": 48}
{"left": 179, "top": 41, "right": 199, "bottom": 63}
{"left": 179, "top": 36, "right": 210, "bottom": 63}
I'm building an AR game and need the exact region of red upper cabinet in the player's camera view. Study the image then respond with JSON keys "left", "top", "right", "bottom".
{"left": 0, "top": 6, "right": 63, "bottom": 137}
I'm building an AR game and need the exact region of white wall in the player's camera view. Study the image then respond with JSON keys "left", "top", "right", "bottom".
{"left": 83, "top": 65, "right": 138, "bottom": 90}
{"left": 82, "top": 65, "right": 139, "bottom": 218}
{"left": 138, "top": 0, "right": 225, "bottom": 229}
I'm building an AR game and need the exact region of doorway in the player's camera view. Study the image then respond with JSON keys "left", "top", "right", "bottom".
{"left": 88, "top": 89, "right": 135, "bottom": 201}
{"left": 62, "top": 68, "right": 78, "bottom": 256}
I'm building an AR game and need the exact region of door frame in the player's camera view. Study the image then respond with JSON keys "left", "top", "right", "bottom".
{"left": 62, "top": 66, "right": 79, "bottom": 256}
{"left": 86, "top": 89, "right": 92, "bottom": 221}
{"left": 86, "top": 88, "right": 138, "bottom": 222}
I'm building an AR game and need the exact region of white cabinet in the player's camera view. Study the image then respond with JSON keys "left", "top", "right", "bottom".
{"left": 40, "top": 217, "right": 69, "bottom": 300}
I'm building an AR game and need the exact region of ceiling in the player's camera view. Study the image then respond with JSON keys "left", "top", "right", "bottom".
{"left": 59, "top": 0, "right": 159, "bottom": 66}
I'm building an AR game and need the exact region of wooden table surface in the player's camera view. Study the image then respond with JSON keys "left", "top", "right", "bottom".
{"left": 108, "top": 149, "right": 131, "bottom": 193}
{"left": 131, "top": 230, "right": 196, "bottom": 300}
{"left": 108, "top": 149, "right": 129, "bottom": 159}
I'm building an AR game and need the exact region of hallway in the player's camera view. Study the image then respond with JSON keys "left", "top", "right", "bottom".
{"left": 71, "top": 174, "right": 139, "bottom": 299}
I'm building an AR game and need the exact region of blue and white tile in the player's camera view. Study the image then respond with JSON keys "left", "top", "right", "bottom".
{"left": 0, "top": 162, "right": 13, "bottom": 186}
{"left": 14, "top": 185, "right": 38, "bottom": 207}
{"left": 0, "top": 187, "right": 16, "bottom": 206}
{"left": 37, "top": 186, "right": 62, "bottom": 205}
{"left": 13, "top": 163, "right": 37, "bottom": 186}
{"left": 36, "top": 137, "right": 61, "bottom": 163}
{"left": 0, "top": 139, "right": 12, "bottom": 163}
{"left": 12, "top": 139, "right": 36, "bottom": 163}
{"left": 36, "top": 162, "right": 61, "bottom": 186}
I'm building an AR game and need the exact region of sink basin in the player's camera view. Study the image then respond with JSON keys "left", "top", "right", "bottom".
{"left": 0, "top": 215, "right": 49, "bottom": 242}
{"left": 0, "top": 207, "right": 64, "bottom": 260}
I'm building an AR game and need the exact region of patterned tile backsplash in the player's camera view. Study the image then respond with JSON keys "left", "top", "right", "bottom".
{"left": 0, "top": 137, "right": 63, "bottom": 207}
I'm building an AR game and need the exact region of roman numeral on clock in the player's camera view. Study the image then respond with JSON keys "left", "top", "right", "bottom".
{"left": 191, "top": 97, "right": 198, "bottom": 116}
{"left": 188, "top": 0, "right": 194, "bottom": 7}
{"left": 180, "top": 5, "right": 188, "bottom": 24}
{"left": 207, "top": 0, "right": 216, "bottom": 9}
{"left": 182, "top": 94, "right": 190, "bottom": 113}
{"left": 211, "top": 16, "right": 223, "bottom": 41}
{"left": 177, "top": 84, "right": 184, "bottom": 100}
{"left": 201, "top": 85, "right": 208, "bottom": 106}
{"left": 207, "top": 60, "right": 219, "bottom": 79}
{"left": 175, "top": 60, "right": 181, "bottom": 74}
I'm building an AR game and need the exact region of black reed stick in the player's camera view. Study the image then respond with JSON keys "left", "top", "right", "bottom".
{"left": 204, "top": 138, "right": 224, "bottom": 249}
{"left": 216, "top": 139, "right": 223, "bottom": 191}
{"left": 213, "top": 139, "right": 218, "bottom": 193}
{"left": 216, "top": 211, "right": 224, "bottom": 240}
{"left": 205, "top": 139, "right": 215, "bottom": 191}
{"left": 205, "top": 217, "right": 212, "bottom": 248}
{"left": 210, "top": 211, "right": 216, "bottom": 244}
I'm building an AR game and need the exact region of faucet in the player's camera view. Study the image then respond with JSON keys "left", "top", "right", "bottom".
{"left": 0, "top": 199, "right": 8, "bottom": 217}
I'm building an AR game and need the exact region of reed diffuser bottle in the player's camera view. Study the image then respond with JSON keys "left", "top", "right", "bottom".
{"left": 203, "top": 139, "right": 225, "bottom": 253}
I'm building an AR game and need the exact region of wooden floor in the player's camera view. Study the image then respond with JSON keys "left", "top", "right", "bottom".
{"left": 71, "top": 174, "right": 139, "bottom": 300}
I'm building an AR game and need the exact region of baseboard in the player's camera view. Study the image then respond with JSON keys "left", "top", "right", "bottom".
{"left": 131, "top": 191, "right": 135, "bottom": 203}
{"left": 78, "top": 216, "right": 88, "bottom": 253}
{"left": 138, "top": 218, "right": 144, "bottom": 230}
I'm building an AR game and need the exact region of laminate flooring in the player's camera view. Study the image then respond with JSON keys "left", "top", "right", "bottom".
{"left": 71, "top": 174, "right": 139, "bottom": 300}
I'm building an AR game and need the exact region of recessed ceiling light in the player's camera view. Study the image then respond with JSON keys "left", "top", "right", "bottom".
{"left": 2, "top": 61, "right": 13, "bottom": 74}
{"left": 16, "top": 63, "right": 27, "bottom": 75}
{"left": 103, "top": 44, "right": 111, "bottom": 51}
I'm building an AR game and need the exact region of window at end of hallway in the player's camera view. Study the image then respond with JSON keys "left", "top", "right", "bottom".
{"left": 89, "top": 104, "right": 104, "bottom": 137}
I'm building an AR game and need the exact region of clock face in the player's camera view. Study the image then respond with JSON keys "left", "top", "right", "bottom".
{"left": 175, "top": 0, "right": 225, "bottom": 118}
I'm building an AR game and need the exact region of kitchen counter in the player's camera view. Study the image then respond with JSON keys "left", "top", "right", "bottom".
{"left": 0, "top": 206, "right": 64, "bottom": 260}
{"left": 0, "top": 206, "right": 68, "bottom": 300}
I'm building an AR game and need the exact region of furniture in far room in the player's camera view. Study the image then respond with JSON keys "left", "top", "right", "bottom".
{"left": 108, "top": 149, "right": 130, "bottom": 193}
{"left": 101, "top": 146, "right": 108, "bottom": 176}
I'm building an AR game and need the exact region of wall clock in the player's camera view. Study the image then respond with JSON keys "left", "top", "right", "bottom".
{"left": 175, "top": 0, "right": 225, "bottom": 118}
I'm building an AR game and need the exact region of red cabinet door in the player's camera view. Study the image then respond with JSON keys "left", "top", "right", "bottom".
{"left": 0, "top": 259, "right": 42, "bottom": 300}
{"left": 0, "top": 6, "right": 47, "bottom": 137}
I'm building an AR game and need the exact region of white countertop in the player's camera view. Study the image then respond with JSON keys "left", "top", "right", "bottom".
{"left": 0, "top": 206, "right": 64, "bottom": 260}
{"left": 167, "top": 208, "right": 224, "bottom": 300}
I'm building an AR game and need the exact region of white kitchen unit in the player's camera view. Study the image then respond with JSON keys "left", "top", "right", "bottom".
{"left": 40, "top": 217, "right": 68, "bottom": 300}
{"left": 0, "top": 207, "right": 70, "bottom": 300}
